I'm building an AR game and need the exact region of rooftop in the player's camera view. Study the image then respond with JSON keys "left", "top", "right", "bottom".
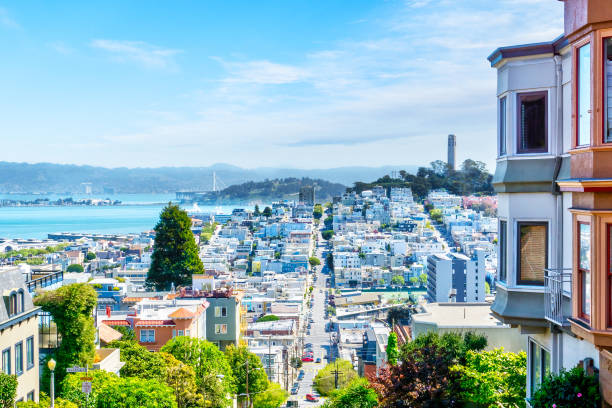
{"left": 412, "top": 303, "right": 507, "bottom": 328}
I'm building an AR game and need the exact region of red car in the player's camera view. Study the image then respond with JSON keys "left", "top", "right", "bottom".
{"left": 301, "top": 356, "right": 314, "bottom": 362}
{"left": 306, "top": 394, "right": 319, "bottom": 402}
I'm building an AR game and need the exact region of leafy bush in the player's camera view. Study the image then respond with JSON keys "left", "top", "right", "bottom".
{"left": 530, "top": 367, "right": 600, "bottom": 408}
{"left": 0, "top": 372, "right": 17, "bottom": 408}
{"left": 258, "top": 315, "right": 280, "bottom": 322}
{"left": 314, "top": 360, "right": 357, "bottom": 396}
{"left": 66, "top": 264, "right": 84, "bottom": 273}
{"left": 451, "top": 348, "right": 526, "bottom": 407}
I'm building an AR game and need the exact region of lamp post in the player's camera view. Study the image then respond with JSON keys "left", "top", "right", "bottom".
{"left": 48, "top": 358, "right": 56, "bottom": 408}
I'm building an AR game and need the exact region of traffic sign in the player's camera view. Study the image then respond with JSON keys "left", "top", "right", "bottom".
{"left": 66, "top": 366, "right": 88, "bottom": 373}
{"left": 81, "top": 381, "right": 92, "bottom": 395}
{"left": 80, "top": 377, "right": 93, "bottom": 381}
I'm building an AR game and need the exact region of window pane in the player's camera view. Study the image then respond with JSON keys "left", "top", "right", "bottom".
{"left": 518, "top": 223, "right": 547, "bottom": 284}
{"left": 606, "top": 39, "right": 612, "bottom": 142}
{"left": 499, "top": 221, "right": 507, "bottom": 282}
{"left": 500, "top": 97, "right": 507, "bottom": 155}
{"left": 518, "top": 93, "right": 547, "bottom": 153}
{"left": 580, "top": 223, "right": 591, "bottom": 318}
{"left": 578, "top": 43, "right": 591, "bottom": 146}
{"left": 530, "top": 342, "right": 541, "bottom": 395}
{"left": 580, "top": 223, "right": 591, "bottom": 270}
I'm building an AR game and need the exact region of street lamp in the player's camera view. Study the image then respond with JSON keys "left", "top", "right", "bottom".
{"left": 47, "top": 358, "right": 56, "bottom": 408}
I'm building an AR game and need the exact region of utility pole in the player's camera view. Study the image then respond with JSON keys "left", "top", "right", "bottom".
{"left": 268, "top": 335, "right": 272, "bottom": 381}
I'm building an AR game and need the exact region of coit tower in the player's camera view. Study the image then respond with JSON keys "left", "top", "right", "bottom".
{"left": 447, "top": 134, "right": 456, "bottom": 170}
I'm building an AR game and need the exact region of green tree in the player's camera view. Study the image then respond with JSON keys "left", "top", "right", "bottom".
{"left": 147, "top": 204, "right": 204, "bottom": 290}
{"left": 400, "top": 331, "right": 487, "bottom": 366}
{"left": 224, "top": 345, "right": 268, "bottom": 406}
{"left": 386, "top": 332, "right": 399, "bottom": 366}
{"left": 485, "top": 281, "right": 491, "bottom": 295}
{"left": 326, "top": 252, "right": 334, "bottom": 270}
{"left": 253, "top": 383, "right": 287, "bottom": 408}
{"left": 262, "top": 207, "right": 272, "bottom": 218}
{"left": 313, "top": 204, "right": 323, "bottom": 220}
{"left": 390, "top": 275, "right": 404, "bottom": 286}
{"left": 324, "top": 215, "right": 333, "bottom": 229}
{"left": 62, "top": 370, "right": 178, "bottom": 408}
{"left": 314, "top": 360, "right": 357, "bottom": 396}
{"left": 451, "top": 348, "right": 526, "bottom": 408}
{"left": 66, "top": 264, "right": 84, "bottom": 272}
{"left": 409, "top": 276, "right": 418, "bottom": 285}
{"left": 309, "top": 257, "right": 321, "bottom": 267}
{"left": 161, "top": 337, "right": 234, "bottom": 408}
{"left": 106, "top": 340, "right": 167, "bottom": 380}
{"left": 322, "top": 230, "right": 334, "bottom": 240}
{"left": 322, "top": 378, "right": 378, "bottom": 408}
{"left": 377, "top": 279, "right": 385, "bottom": 286}
{"left": 0, "top": 372, "right": 17, "bottom": 408}
{"left": 34, "top": 284, "right": 97, "bottom": 393}
{"left": 254, "top": 205, "right": 261, "bottom": 216}
{"left": 258, "top": 315, "right": 280, "bottom": 322}
{"left": 85, "top": 252, "right": 96, "bottom": 261}
{"left": 161, "top": 353, "right": 206, "bottom": 408}
{"left": 110, "top": 325, "right": 135, "bottom": 341}
{"left": 418, "top": 273, "right": 427, "bottom": 286}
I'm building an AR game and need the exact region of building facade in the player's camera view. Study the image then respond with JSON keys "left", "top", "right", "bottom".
{"left": 426, "top": 251, "right": 485, "bottom": 303}
{"left": 489, "top": 0, "right": 612, "bottom": 402}
{"left": 0, "top": 268, "right": 40, "bottom": 403}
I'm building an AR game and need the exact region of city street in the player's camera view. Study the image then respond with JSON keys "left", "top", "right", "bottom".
{"left": 289, "top": 224, "right": 332, "bottom": 406}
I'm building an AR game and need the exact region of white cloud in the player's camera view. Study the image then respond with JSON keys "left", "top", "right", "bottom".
{"left": 90, "top": 39, "right": 181, "bottom": 70}
{"left": 0, "top": 7, "right": 20, "bottom": 30}
{"left": 213, "top": 58, "right": 309, "bottom": 85}
{"left": 49, "top": 41, "right": 74, "bottom": 55}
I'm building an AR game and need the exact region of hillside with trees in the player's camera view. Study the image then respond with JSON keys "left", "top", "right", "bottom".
{"left": 197, "top": 177, "right": 346, "bottom": 203}
{"left": 348, "top": 160, "right": 494, "bottom": 200}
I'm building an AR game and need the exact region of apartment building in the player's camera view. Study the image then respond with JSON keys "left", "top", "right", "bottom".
{"left": 488, "top": 0, "right": 612, "bottom": 402}
{"left": 0, "top": 267, "right": 40, "bottom": 403}
{"left": 426, "top": 251, "right": 486, "bottom": 303}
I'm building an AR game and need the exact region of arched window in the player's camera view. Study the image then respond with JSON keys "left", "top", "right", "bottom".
{"left": 17, "top": 290, "right": 24, "bottom": 314}
{"left": 9, "top": 293, "right": 17, "bottom": 316}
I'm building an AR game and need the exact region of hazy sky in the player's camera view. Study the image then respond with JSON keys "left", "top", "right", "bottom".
{"left": 0, "top": 0, "right": 563, "bottom": 171}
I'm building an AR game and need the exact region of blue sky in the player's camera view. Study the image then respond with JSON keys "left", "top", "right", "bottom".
{"left": 0, "top": 0, "right": 563, "bottom": 171}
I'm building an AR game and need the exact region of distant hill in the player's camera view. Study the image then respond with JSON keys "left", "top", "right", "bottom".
{"left": 195, "top": 177, "right": 346, "bottom": 204}
{"left": 0, "top": 162, "right": 418, "bottom": 194}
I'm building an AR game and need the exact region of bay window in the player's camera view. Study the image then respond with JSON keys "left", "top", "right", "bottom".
{"left": 578, "top": 222, "right": 591, "bottom": 322}
{"left": 577, "top": 43, "right": 591, "bottom": 146}
{"left": 517, "top": 92, "right": 547, "bottom": 153}
{"left": 517, "top": 222, "right": 548, "bottom": 285}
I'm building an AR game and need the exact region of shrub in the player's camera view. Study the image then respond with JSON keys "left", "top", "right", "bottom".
{"left": 530, "top": 367, "right": 600, "bottom": 408}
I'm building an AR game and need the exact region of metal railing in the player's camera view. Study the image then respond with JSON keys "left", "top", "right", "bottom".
{"left": 27, "top": 271, "right": 64, "bottom": 294}
{"left": 544, "top": 268, "right": 572, "bottom": 327}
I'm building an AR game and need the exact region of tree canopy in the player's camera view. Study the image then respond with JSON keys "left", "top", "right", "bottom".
{"left": 161, "top": 337, "right": 235, "bottom": 408}
{"left": 348, "top": 160, "right": 493, "bottom": 200}
{"left": 322, "top": 378, "right": 378, "bottom": 408}
{"left": 66, "top": 264, "right": 84, "bottom": 272}
{"left": 147, "top": 204, "right": 204, "bottom": 290}
{"left": 253, "top": 383, "right": 288, "bottom": 408}
{"left": 450, "top": 348, "right": 526, "bottom": 407}
{"left": 314, "top": 360, "right": 358, "bottom": 396}
{"left": 34, "top": 283, "right": 98, "bottom": 393}
{"left": 386, "top": 332, "right": 399, "bottom": 366}
{"left": 309, "top": 257, "right": 321, "bottom": 267}
{"left": 0, "top": 372, "right": 17, "bottom": 408}
{"left": 224, "top": 345, "right": 269, "bottom": 405}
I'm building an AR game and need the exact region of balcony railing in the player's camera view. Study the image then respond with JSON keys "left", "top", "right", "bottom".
{"left": 544, "top": 268, "right": 572, "bottom": 327}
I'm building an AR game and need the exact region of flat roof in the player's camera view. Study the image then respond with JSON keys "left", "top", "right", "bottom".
{"left": 487, "top": 35, "right": 567, "bottom": 67}
{"left": 412, "top": 302, "right": 508, "bottom": 328}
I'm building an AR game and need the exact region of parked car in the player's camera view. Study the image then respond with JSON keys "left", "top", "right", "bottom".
{"left": 291, "top": 388, "right": 299, "bottom": 395}
{"left": 301, "top": 356, "right": 314, "bottom": 362}
{"left": 315, "top": 357, "right": 321, "bottom": 363}
{"left": 306, "top": 394, "right": 319, "bottom": 402}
